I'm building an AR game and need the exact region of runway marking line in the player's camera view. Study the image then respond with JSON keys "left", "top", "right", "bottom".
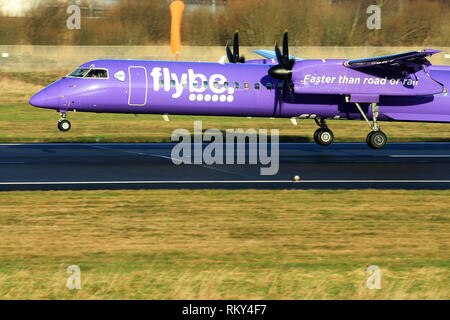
{"left": 390, "top": 155, "right": 450, "bottom": 158}
{"left": 0, "top": 162, "right": 25, "bottom": 164}
{"left": 0, "top": 180, "right": 450, "bottom": 185}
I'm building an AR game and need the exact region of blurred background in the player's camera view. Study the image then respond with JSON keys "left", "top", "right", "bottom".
{"left": 1, "top": 0, "right": 449, "bottom": 46}
{"left": 0, "top": 0, "right": 449, "bottom": 71}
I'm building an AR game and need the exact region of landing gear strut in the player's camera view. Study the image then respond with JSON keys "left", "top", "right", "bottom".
{"left": 313, "top": 118, "right": 334, "bottom": 146}
{"left": 354, "top": 102, "right": 387, "bottom": 149}
{"left": 57, "top": 112, "right": 71, "bottom": 132}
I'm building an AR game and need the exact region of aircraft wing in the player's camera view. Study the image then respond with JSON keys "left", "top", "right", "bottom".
{"left": 254, "top": 49, "right": 304, "bottom": 61}
{"left": 344, "top": 49, "right": 442, "bottom": 74}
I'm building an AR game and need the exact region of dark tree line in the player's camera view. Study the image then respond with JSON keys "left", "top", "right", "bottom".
{"left": 0, "top": 0, "right": 448, "bottom": 46}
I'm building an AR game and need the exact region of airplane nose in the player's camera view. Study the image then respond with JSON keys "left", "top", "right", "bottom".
{"left": 29, "top": 91, "right": 58, "bottom": 109}
{"left": 29, "top": 83, "right": 61, "bottom": 109}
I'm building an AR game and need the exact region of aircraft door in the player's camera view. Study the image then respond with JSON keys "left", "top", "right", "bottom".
{"left": 128, "top": 66, "right": 148, "bottom": 106}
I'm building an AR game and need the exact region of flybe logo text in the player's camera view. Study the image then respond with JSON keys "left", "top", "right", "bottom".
{"left": 150, "top": 67, "right": 235, "bottom": 103}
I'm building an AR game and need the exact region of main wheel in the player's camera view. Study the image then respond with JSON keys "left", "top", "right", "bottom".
{"left": 367, "top": 131, "right": 387, "bottom": 149}
{"left": 314, "top": 129, "right": 321, "bottom": 143}
{"left": 366, "top": 131, "right": 374, "bottom": 145}
{"left": 314, "top": 128, "right": 334, "bottom": 146}
{"left": 58, "top": 120, "right": 71, "bottom": 132}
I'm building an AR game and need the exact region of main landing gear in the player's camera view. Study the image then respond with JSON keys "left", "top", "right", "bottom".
{"left": 311, "top": 102, "right": 387, "bottom": 149}
{"left": 366, "top": 131, "right": 387, "bottom": 149}
{"left": 57, "top": 112, "right": 71, "bottom": 132}
{"left": 313, "top": 118, "right": 334, "bottom": 146}
{"left": 354, "top": 102, "right": 387, "bottom": 149}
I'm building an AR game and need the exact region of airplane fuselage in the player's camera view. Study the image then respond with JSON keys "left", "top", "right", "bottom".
{"left": 30, "top": 59, "right": 450, "bottom": 123}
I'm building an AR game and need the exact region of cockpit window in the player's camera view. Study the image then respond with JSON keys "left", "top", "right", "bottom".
{"left": 68, "top": 68, "right": 90, "bottom": 78}
{"left": 86, "top": 69, "right": 108, "bottom": 78}
{"left": 67, "top": 68, "right": 108, "bottom": 79}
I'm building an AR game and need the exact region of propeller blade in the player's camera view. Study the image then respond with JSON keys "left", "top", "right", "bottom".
{"left": 282, "top": 31, "right": 289, "bottom": 65}
{"left": 226, "top": 43, "right": 234, "bottom": 63}
{"left": 233, "top": 31, "right": 240, "bottom": 62}
{"left": 275, "top": 42, "right": 283, "bottom": 66}
{"left": 226, "top": 31, "right": 245, "bottom": 63}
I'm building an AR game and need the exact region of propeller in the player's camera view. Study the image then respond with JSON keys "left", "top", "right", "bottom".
{"left": 268, "top": 31, "right": 295, "bottom": 81}
{"left": 226, "top": 31, "right": 246, "bottom": 63}
{"left": 269, "top": 31, "right": 296, "bottom": 117}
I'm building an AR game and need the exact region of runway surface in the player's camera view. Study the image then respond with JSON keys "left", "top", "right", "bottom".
{"left": 0, "top": 142, "right": 449, "bottom": 190}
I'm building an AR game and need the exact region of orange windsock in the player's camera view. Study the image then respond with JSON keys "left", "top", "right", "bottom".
{"left": 170, "top": 0, "right": 185, "bottom": 55}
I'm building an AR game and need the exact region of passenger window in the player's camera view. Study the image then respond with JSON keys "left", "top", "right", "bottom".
{"left": 266, "top": 83, "right": 273, "bottom": 90}
{"left": 202, "top": 81, "right": 208, "bottom": 88}
{"left": 234, "top": 82, "right": 240, "bottom": 89}
{"left": 170, "top": 80, "right": 176, "bottom": 88}
{"left": 224, "top": 82, "right": 229, "bottom": 89}
{"left": 255, "top": 83, "right": 260, "bottom": 90}
{"left": 213, "top": 81, "right": 219, "bottom": 89}
{"left": 85, "top": 69, "right": 108, "bottom": 78}
{"left": 244, "top": 82, "right": 250, "bottom": 90}
{"left": 193, "top": 81, "right": 199, "bottom": 88}
{"left": 182, "top": 81, "right": 188, "bottom": 88}
{"left": 159, "top": 80, "right": 164, "bottom": 87}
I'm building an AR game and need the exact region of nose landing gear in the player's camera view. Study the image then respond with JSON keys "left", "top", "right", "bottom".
{"left": 57, "top": 112, "right": 71, "bottom": 132}
{"left": 313, "top": 118, "right": 334, "bottom": 146}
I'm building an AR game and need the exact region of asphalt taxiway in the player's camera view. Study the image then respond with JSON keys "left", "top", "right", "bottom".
{"left": 0, "top": 143, "right": 449, "bottom": 190}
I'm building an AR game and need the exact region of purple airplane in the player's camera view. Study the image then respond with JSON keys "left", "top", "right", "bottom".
{"left": 29, "top": 32, "right": 449, "bottom": 149}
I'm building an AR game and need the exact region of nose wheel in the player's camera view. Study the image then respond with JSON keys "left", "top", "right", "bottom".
{"left": 58, "top": 120, "right": 71, "bottom": 132}
{"left": 313, "top": 118, "right": 334, "bottom": 146}
{"left": 57, "top": 113, "right": 71, "bottom": 132}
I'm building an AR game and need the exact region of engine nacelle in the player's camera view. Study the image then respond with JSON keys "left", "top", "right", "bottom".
{"left": 291, "top": 60, "right": 443, "bottom": 97}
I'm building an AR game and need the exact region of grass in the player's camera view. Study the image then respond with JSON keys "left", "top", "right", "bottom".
{"left": 0, "top": 189, "right": 448, "bottom": 300}
{"left": 0, "top": 72, "right": 449, "bottom": 143}
{"left": 0, "top": 72, "right": 66, "bottom": 87}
